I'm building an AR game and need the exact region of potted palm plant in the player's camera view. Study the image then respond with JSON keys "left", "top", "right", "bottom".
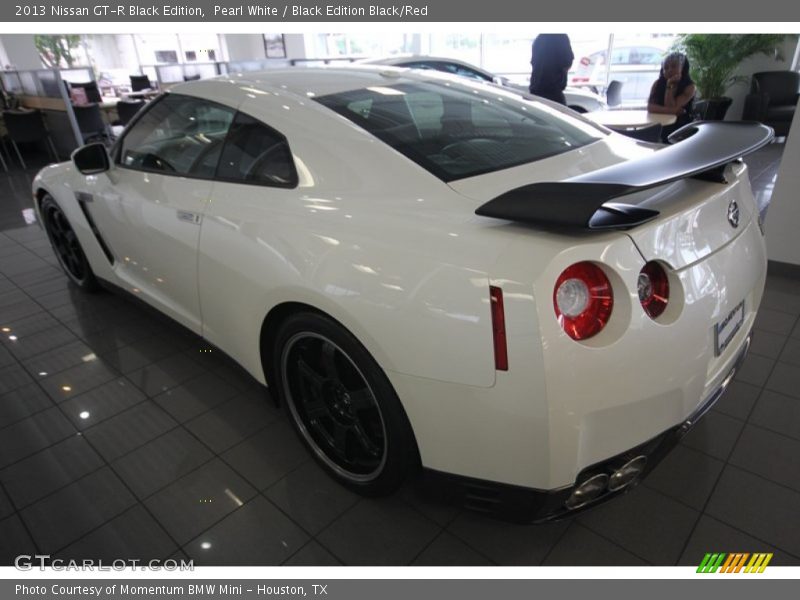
{"left": 672, "top": 34, "right": 787, "bottom": 120}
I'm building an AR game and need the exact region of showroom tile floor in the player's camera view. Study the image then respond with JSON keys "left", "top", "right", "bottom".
{"left": 0, "top": 141, "right": 798, "bottom": 566}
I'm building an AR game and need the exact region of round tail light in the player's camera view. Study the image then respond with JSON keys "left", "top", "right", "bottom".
{"left": 553, "top": 262, "right": 613, "bottom": 340}
{"left": 638, "top": 262, "right": 669, "bottom": 319}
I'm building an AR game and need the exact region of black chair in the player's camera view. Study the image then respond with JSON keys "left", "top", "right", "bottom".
{"left": 606, "top": 80, "right": 623, "bottom": 107}
{"left": 742, "top": 71, "right": 800, "bottom": 137}
{"left": 616, "top": 123, "right": 663, "bottom": 143}
{"left": 2, "top": 109, "right": 59, "bottom": 169}
{"left": 72, "top": 104, "right": 110, "bottom": 144}
{"left": 115, "top": 100, "right": 146, "bottom": 126}
{"left": 183, "top": 74, "right": 201, "bottom": 82}
{"left": 69, "top": 81, "right": 102, "bottom": 103}
{"left": 693, "top": 98, "right": 732, "bottom": 121}
{"left": 129, "top": 74, "right": 153, "bottom": 92}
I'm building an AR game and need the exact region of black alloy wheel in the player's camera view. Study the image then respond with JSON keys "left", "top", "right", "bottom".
{"left": 40, "top": 195, "right": 98, "bottom": 291}
{"left": 273, "top": 312, "right": 418, "bottom": 495}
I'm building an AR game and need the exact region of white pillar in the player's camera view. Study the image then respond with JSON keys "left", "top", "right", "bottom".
{"left": 765, "top": 106, "right": 800, "bottom": 264}
{"left": 0, "top": 34, "right": 43, "bottom": 70}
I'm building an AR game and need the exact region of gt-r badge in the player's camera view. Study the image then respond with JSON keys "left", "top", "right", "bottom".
{"left": 727, "top": 200, "right": 740, "bottom": 229}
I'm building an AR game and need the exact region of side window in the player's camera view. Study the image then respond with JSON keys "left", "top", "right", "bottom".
{"left": 119, "top": 94, "right": 234, "bottom": 177}
{"left": 216, "top": 112, "right": 298, "bottom": 188}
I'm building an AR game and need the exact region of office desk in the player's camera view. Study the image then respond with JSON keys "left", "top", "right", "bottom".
{"left": 122, "top": 90, "right": 159, "bottom": 100}
{"left": 585, "top": 109, "right": 677, "bottom": 129}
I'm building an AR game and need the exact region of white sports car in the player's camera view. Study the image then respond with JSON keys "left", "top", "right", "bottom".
{"left": 33, "top": 66, "right": 771, "bottom": 521}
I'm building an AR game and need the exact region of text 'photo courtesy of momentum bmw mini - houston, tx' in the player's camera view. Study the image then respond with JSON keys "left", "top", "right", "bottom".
{"left": 33, "top": 64, "right": 771, "bottom": 520}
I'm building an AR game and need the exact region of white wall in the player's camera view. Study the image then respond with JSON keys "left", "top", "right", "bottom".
{"left": 0, "top": 34, "right": 42, "bottom": 70}
{"left": 726, "top": 35, "right": 799, "bottom": 121}
{"left": 765, "top": 107, "right": 800, "bottom": 264}
{"left": 222, "top": 34, "right": 266, "bottom": 61}
{"left": 284, "top": 34, "right": 306, "bottom": 60}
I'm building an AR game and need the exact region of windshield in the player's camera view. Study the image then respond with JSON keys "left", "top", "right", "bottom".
{"left": 315, "top": 81, "right": 603, "bottom": 181}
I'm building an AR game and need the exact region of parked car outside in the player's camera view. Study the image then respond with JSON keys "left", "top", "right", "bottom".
{"left": 571, "top": 45, "right": 667, "bottom": 103}
{"left": 361, "top": 55, "right": 607, "bottom": 113}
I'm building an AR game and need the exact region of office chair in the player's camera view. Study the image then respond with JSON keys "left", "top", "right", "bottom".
{"left": 606, "top": 80, "right": 623, "bottom": 108}
{"left": 115, "top": 100, "right": 146, "bottom": 126}
{"left": 72, "top": 104, "right": 111, "bottom": 144}
{"left": 129, "top": 74, "right": 153, "bottom": 92}
{"left": 743, "top": 71, "right": 799, "bottom": 136}
{"left": 70, "top": 81, "right": 102, "bottom": 103}
{"left": 2, "top": 109, "right": 59, "bottom": 169}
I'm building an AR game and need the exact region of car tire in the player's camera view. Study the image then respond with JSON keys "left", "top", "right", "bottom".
{"left": 40, "top": 194, "right": 99, "bottom": 292}
{"left": 569, "top": 105, "right": 588, "bottom": 113}
{"left": 271, "top": 311, "right": 418, "bottom": 496}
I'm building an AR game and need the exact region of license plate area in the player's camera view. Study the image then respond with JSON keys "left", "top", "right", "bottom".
{"left": 715, "top": 300, "right": 745, "bottom": 357}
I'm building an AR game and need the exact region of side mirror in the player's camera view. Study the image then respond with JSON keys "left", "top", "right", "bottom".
{"left": 72, "top": 143, "right": 110, "bottom": 175}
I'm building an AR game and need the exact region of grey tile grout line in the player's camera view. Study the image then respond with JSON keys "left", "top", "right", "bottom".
{"left": 544, "top": 520, "right": 655, "bottom": 566}
{"left": 0, "top": 478, "right": 44, "bottom": 561}
{"left": 636, "top": 474, "right": 800, "bottom": 563}
{"left": 673, "top": 309, "right": 800, "bottom": 565}
{"left": 0, "top": 359, "right": 276, "bottom": 503}
{"left": 690, "top": 513, "right": 800, "bottom": 563}
{"left": 404, "top": 525, "right": 497, "bottom": 566}
{"left": 535, "top": 519, "right": 581, "bottom": 566}
{"left": 563, "top": 517, "right": 657, "bottom": 566}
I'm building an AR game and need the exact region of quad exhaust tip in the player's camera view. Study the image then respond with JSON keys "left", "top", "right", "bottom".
{"left": 565, "top": 473, "right": 609, "bottom": 510}
{"left": 565, "top": 455, "right": 648, "bottom": 510}
{"left": 608, "top": 456, "right": 648, "bottom": 492}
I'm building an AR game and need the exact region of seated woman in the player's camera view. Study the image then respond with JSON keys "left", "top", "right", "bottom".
{"left": 647, "top": 52, "right": 696, "bottom": 142}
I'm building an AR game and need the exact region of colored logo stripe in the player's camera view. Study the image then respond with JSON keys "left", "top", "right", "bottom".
{"left": 745, "top": 553, "right": 773, "bottom": 573}
{"left": 697, "top": 552, "right": 773, "bottom": 573}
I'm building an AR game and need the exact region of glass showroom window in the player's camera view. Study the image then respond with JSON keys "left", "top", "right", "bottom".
{"left": 82, "top": 34, "right": 140, "bottom": 89}
{"left": 305, "top": 33, "right": 417, "bottom": 59}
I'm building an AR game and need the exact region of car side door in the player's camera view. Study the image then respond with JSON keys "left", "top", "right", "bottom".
{"left": 89, "top": 94, "right": 235, "bottom": 332}
{"left": 195, "top": 110, "right": 299, "bottom": 372}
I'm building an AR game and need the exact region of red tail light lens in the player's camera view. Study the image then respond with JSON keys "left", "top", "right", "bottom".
{"left": 489, "top": 286, "right": 508, "bottom": 371}
{"left": 554, "top": 262, "right": 613, "bottom": 340}
{"left": 638, "top": 262, "right": 669, "bottom": 319}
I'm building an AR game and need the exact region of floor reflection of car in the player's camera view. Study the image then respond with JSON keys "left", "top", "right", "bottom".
{"left": 362, "top": 55, "right": 607, "bottom": 113}
{"left": 571, "top": 45, "right": 666, "bottom": 102}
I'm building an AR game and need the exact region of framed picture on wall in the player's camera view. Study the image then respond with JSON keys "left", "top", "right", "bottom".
{"left": 264, "top": 34, "right": 287, "bottom": 58}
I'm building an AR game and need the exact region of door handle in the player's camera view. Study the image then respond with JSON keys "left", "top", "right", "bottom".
{"left": 176, "top": 210, "right": 202, "bottom": 225}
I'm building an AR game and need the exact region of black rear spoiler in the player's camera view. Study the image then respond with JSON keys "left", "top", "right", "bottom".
{"left": 475, "top": 121, "right": 774, "bottom": 230}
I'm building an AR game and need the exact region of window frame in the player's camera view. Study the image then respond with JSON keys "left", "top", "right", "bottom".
{"left": 113, "top": 93, "right": 235, "bottom": 181}
{"left": 212, "top": 110, "right": 299, "bottom": 190}
{"left": 113, "top": 93, "right": 299, "bottom": 190}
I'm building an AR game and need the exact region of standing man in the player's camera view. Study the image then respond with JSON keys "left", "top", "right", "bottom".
{"left": 529, "top": 34, "right": 574, "bottom": 105}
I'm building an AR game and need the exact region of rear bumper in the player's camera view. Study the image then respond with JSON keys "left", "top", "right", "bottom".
{"left": 422, "top": 332, "right": 752, "bottom": 523}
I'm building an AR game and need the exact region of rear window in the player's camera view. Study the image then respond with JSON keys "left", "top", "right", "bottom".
{"left": 315, "top": 81, "right": 602, "bottom": 181}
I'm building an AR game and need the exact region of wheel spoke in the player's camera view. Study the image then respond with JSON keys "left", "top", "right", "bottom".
{"left": 332, "top": 422, "right": 349, "bottom": 456}
{"left": 351, "top": 421, "right": 381, "bottom": 457}
{"left": 320, "top": 341, "right": 339, "bottom": 379}
{"left": 346, "top": 388, "right": 375, "bottom": 412}
{"left": 296, "top": 357, "right": 325, "bottom": 400}
{"left": 304, "top": 397, "right": 328, "bottom": 420}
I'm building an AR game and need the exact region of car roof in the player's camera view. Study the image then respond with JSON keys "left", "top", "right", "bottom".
{"left": 172, "top": 65, "right": 465, "bottom": 101}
